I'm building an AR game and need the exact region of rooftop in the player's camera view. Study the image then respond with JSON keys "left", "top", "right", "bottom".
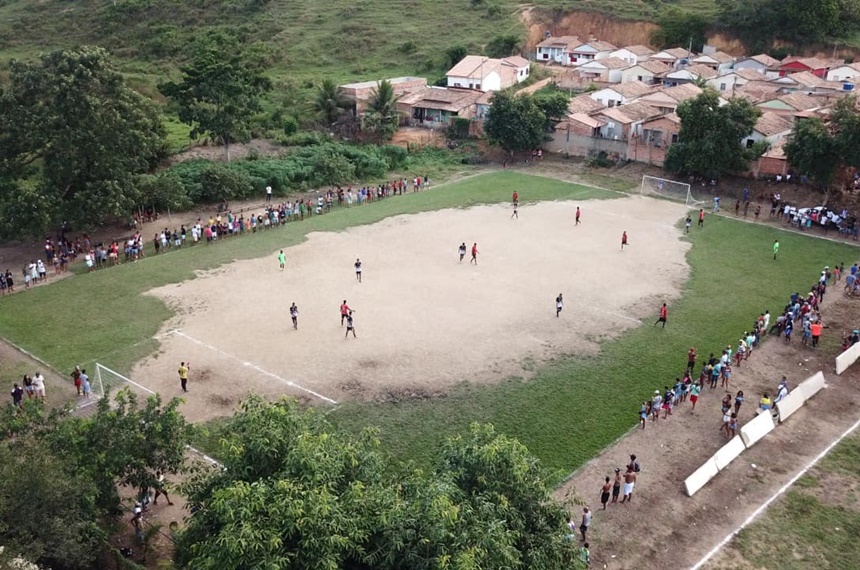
{"left": 754, "top": 112, "right": 793, "bottom": 136}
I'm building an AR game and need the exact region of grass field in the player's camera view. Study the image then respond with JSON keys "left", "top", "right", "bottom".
{"left": 710, "top": 432, "right": 860, "bottom": 569}
{"left": 1, "top": 170, "right": 857, "bottom": 479}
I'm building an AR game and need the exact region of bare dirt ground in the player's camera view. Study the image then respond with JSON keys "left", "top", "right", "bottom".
{"left": 132, "top": 196, "right": 690, "bottom": 422}
{"left": 554, "top": 288, "right": 860, "bottom": 569}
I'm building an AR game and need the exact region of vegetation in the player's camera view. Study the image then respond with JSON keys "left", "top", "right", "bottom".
{"left": 665, "top": 89, "right": 766, "bottom": 180}
{"left": 0, "top": 47, "right": 167, "bottom": 237}
{"left": 362, "top": 79, "right": 401, "bottom": 142}
{"left": 176, "top": 397, "right": 584, "bottom": 569}
{"left": 313, "top": 78, "right": 349, "bottom": 126}
{"left": 159, "top": 32, "right": 273, "bottom": 161}
{"left": 651, "top": 7, "right": 708, "bottom": 52}
{"left": 785, "top": 96, "right": 860, "bottom": 194}
{"left": 0, "top": 390, "right": 190, "bottom": 569}
{"left": 484, "top": 91, "right": 547, "bottom": 154}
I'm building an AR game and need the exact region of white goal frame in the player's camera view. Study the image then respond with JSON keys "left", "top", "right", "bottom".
{"left": 640, "top": 175, "right": 702, "bottom": 207}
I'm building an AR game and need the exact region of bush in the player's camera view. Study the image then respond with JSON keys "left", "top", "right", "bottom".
{"left": 485, "top": 34, "right": 521, "bottom": 58}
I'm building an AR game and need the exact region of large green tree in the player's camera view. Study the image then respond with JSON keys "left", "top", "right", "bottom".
{"left": 0, "top": 47, "right": 167, "bottom": 235}
{"left": 175, "top": 397, "right": 583, "bottom": 570}
{"left": 665, "top": 89, "right": 765, "bottom": 179}
{"left": 650, "top": 8, "right": 708, "bottom": 52}
{"left": 0, "top": 389, "right": 190, "bottom": 569}
{"left": 159, "top": 32, "right": 272, "bottom": 160}
{"left": 484, "top": 91, "right": 547, "bottom": 155}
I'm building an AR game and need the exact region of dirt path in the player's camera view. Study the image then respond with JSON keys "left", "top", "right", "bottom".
{"left": 554, "top": 289, "right": 860, "bottom": 569}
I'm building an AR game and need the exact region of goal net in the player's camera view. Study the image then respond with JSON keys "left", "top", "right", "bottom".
{"left": 88, "top": 362, "right": 156, "bottom": 406}
{"left": 640, "top": 175, "right": 702, "bottom": 206}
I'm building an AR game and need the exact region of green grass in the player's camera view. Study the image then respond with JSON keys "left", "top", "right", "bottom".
{"left": 0, "top": 172, "right": 610, "bottom": 379}
{"left": 329, "top": 212, "right": 859, "bottom": 476}
{"left": 731, "top": 433, "right": 860, "bottom": 569}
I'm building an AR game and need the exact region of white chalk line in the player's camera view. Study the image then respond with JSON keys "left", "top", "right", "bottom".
{"left": 600, "top": 311, "right": 642, "bottom": 324}
{"left": 171, "top": 330, "right": 338, "bottom": 404}
{"left": 689, "top": 414, "right": 860, "bottom": 570}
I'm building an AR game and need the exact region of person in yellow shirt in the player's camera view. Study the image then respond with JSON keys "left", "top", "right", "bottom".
{"left": 759, "top": 393, "right": 772, "bottom": 411}
{"left": 178, "top": 361, "right": 189, "bottom": 393}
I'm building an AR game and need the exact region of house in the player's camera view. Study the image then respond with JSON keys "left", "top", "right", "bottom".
{"left": 445, "top": 55, "right": 528, "bottom": 92}
{"left": 650, "top": 47, "right": 695, "bottom": 68}
{"left": 560, "top": 112, "right": 606, "bottom": 137}
{"left": 568, "top": 93, "right": 605, "bottom": 114}
{"left": 397, "top": 86, "right": 484, "bottom": 126}
{"left": 574, "top": 57, "right": 631, "bottom": 83}
{"left": 634, "top": 84, "right": 704, "bottom": 113}
{"left": 772, "top": 70, "right": 825, "bottom": 89}
{"left": 756, "top": 92, "right": 821, "bottom": 114}
{"left": 610, "top": 45, "right": 654, "bottom": 65}
{"left": 826, "top": 62, "right": 860, "bottom": 82}
{"left": 733, "top": 54, "right": 781, "bottom": 77}
{"left": 733, "top": 81, "right": 784, "bottom": 103}
{"left": 662, "top": 63, "right": 717, "bottom": 87}
{"left": 535, "top": 35, "right": 581, "bottom": 64}
{"left": 705, "top": 68, "right": 765, "bottom": 93}
{"left": 475, "top": 90, "right": 494, "bottom": 120}
{"left": 778, "top": 56, "right": 843, "bottom": 78}
{"left": 639, "top": 113, "right": 681, "bottom": 148}
{"left": 743, "top": 111, "right": 793, "bottom": 148}
{"left": 620, "top": 60, "right": 671, "bottom": 84}
{"left": 592, "top": 101, "right": 665, "bottom": 140}
{"left": 564, "top": 39, "right": 618, "bottom": 65}
{"left": 340, "top": 76, "right": 428, "bottom": 115}
{"left": 589, "top": 81, "right": 655, "bottom": 108}
{"left": 692, "top": 49, "right": 735, "bottom": 73}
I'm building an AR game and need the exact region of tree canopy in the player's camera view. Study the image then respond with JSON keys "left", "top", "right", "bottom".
{"left": 0, "top": 47, "right": 167, "bottom": 236}
{"left": 651, "top": 8, "right": 708, "bottom": 52}
{"left": 313, "top": 78, "right": 349, "bottom": 125}
{"left": 716, "top": 0, "right": 860, "bottom": 46}
{"left": 784, "top": 96, "right": 860, "bottom": 192}
{"left": 159, "top": 32, "right": 272, "bottom": 160}
{"left": 176, "top": 396, "right": 583, "bottom": 570}
{"left": 484, "top": 91, "right": 547, "bottom": 154}
{"left": 362, "top": 80, "right": 401, "bottom": 142}
{"left": 665, "top": 89, "right": 765, "bottom": 179}
{"left": 0, "top": 390, "right": 190, "bottom": 569}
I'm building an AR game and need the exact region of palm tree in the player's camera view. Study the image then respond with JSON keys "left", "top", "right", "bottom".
{"left": 313, "top": 78, "right": 348, "bottom": 125}
{"left": 363, "top": 79, "right": 401, "bottom": 142}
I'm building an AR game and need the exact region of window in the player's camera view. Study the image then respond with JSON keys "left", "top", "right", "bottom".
{"left": 746, "top": 139, "right": 755, "bottom": 148}
{"left": 671, "top": 133, "right": 678, "bottom": 143}
{"left": 720, "top": 83, "right": 726, "bottom": 91}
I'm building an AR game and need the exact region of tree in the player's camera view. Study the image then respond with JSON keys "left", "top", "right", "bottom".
{"left": 159, "top": 32, "right": 272, "bottom": 161}
{"left": 362, "top": 79, "right": 401, "bottom": 142}
{"left": 0, "top": 47, "right": 167, "bottom": 234}
{"left": 650, "top": 8, "right": 708, "bottom": 51}
{"left": 484, "top": 91, "right": 547, "bottom": 155}
{"left": 784, "top": 118, "right": 842, "bottom": 190}
{"left": 313, "top": 78, "right": 349, "bottom": 125}
{"left": 444, "top": 45, "right": 468, "bottom": 70}
{"left": 486, "top": 34, "right": 521, "bottom": 59}
{"left": 533, "top": 89, "right": 570, "bottom": 129}
{"left": 175, "top": 397, "right": 583, "bottom": 570}
{"left": 665, "top": 89, "right": 765, "bottom": 179}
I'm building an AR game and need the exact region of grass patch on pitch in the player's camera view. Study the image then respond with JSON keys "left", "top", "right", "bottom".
{"left": 329, "top": 214, "right": 859, "bottom": 475}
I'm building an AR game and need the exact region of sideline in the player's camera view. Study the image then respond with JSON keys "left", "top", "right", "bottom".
{"left": 712, "top": 210, "right": 860, "bottom": 249}
{"left": 688, "top": 415, "right": 860, "bottom": 570}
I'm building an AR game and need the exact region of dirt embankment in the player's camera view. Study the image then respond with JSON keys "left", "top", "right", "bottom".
{"left": 521, "top": 8, "right": 860, "bottom": 60}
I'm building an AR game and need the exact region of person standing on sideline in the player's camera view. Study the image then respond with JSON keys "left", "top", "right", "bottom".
{"left": 575, "top": 207, "right": 581, "bottom": 225}
{"left": 178, "top": 362, "right": 189, "bottom": 393}
{"left": 278, "top": 250, "right": 286, "bottom": 271}
{"left": 81, "top": 371, "right": 91, "bottom": 399}
{"left": 354, "top": 258, "right": 362, "bottom": 282}
{"left": 265, "top": 185, "right": 273, "bottom": 203}
{"left": 773, "top": 240, "right": 779, "bottom": 260}
{"left": 579, "top": 507, "right": 591, "bottom": 541}
{"left": 655, "top": 303, "right": 667, "bottom": 327}
{"left": 345, "top": 311, "right": 357, "bottom": 338}
{"left": 811, "top": 320, "right": 823, "bottom": 347}
{"left": 340, "top": 300, "right": 351, "bottom": 326}
{"left": 556, "top": 294, "right": 564, "bottom": 317}
{"left": 71, "top": 366, "right": 82, "bottom": 396}
{"left": 11, "top": 383, "right": 23, "bottom": 408}
{"left": 611, "top": 468, "right": 622, "bottom": 504}
{"left": 620, "top": 467, "right": 637, "bottom": 503}
{"left": 713, "top": 195, "right": 720, "bottom": 213}
{"left": 32, "top": 372, "right": 45, "bottom": 399}
{"left": 685, "top": 215, "right": 692, "bottom": 233}
{"left": 687, "top": 347, "right": 697, "bottom": 371}
{"left": 600, "top": 477, "right": 612, "bottom": 510}
{"left": 511, "top": 201, "right": 518, "bottom": 219}
{"left": 290, "top": 303, "right": 299, "bottom": 330}
{"left": 621, "top": 231, "right": 628, "bottom": 250}
{"left": 639, "top": 401, "right": 648, "bottom": 429}
{"left": 690, "top": 382, "right": 702, "bottom": 412}
{"left": 512, "top": 191, "right": 518, "bottom": 207}
{"left": 698, "top": 209, "right": 705, "bottom": 228}
{"left": 470, "top": 243, "right": 479, "bottom": 265}
{"left": 458, "top": 242, "right": 467, "bottom": 262}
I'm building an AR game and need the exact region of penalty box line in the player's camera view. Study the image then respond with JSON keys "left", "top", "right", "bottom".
{"left": 167, "top": 330, "right": 339, "bottom": 405}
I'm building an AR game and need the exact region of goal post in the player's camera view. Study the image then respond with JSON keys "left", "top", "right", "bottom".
{"left": 90, "top": 362, "right": 156, "bottom": 404}
{"left": 640, "top": 175, "right": 702, "bottom": 207}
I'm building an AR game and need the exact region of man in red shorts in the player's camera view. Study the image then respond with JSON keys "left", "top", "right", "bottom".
{"left": 621, "top": 231, "right": 628, "bottom": 250}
